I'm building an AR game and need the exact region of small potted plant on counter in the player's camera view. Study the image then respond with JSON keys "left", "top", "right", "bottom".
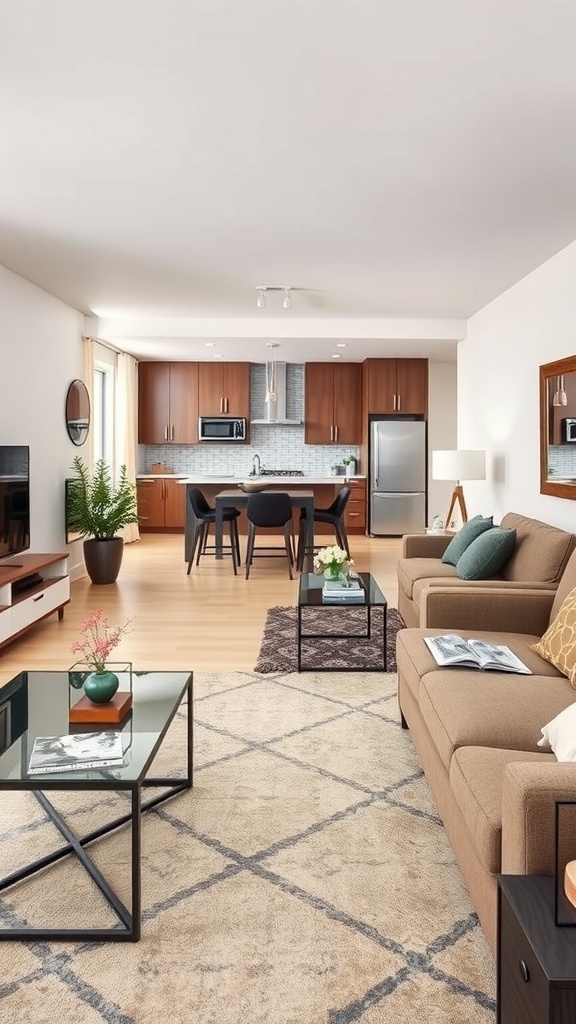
{"left": 67, "top": 456, "right": 140, "bottom": 584}
{"left": 343, "top": 455, "right": 357, "bottom": 478}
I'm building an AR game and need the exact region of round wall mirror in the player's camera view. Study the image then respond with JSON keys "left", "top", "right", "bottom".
{"left": 65, "top": 379, "right": 91, "bottom": 446}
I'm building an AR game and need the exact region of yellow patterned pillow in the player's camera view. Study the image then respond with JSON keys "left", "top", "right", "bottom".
{"left": 531, "top": 587, "right": 576, "bottom": 686}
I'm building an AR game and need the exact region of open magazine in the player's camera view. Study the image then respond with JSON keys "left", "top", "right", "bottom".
{"left": 28, "top": 730, "right": 124, "bottom": 774}
{"left": 424, "top": 634, "right": 531, "bottom": 674}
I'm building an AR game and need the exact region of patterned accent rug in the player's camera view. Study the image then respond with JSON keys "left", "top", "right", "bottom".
{"left": 254, "top": 605, "right": 404, "bottom": 673}
{"left": 1, "top": 671, "right": 495, "bottom": 1023}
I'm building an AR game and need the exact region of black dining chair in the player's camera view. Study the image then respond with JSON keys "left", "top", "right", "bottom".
{"left": 296, "top": 486, "right": 351, "bottom": 571}
{"left": 186, "top": 488, "right": 241, "bottom": 575}
{"left": 245, "top": 492, "right": 294, "bottom": 580}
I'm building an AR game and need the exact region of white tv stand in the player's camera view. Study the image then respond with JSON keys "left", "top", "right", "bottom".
{"left": 0, "top": 553, "right": 70, "bottom": 649}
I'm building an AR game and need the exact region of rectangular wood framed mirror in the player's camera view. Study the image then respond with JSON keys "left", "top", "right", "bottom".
{"left": 540, "top": 355, "right": 576, "bottom": 499}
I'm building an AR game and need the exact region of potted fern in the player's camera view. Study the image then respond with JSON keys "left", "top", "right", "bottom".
{"left": 67, "top": 456, "right": 139, "bottom": 584}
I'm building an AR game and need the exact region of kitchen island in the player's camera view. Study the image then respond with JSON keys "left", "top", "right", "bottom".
{"left": 176, "top": 476, "right": 367, "bottom": 563}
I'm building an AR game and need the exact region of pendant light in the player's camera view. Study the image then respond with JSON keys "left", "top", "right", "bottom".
{"left": 553, "top": 375, "right": 568, "bottom": 406}
{"left": 265, "top": 343, "right": 279, "bottom": 404}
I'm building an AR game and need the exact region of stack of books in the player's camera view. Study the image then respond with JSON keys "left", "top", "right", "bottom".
{"left": 322, "top": 579, "right": 365, "bottom": 602}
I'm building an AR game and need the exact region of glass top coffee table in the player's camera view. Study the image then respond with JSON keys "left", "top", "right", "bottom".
{"left": 0, "top": 669, "right": 193, "bottom": 942}
{"left": 297, "top": 572, "right": 388, "bottom": 672}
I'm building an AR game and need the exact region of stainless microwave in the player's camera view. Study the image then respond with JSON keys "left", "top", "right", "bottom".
{"left": 563, "top": 418, "right": 576, "bottom": 443}
{"left": 198, "top": 416, "right": 247, "bottom": 442}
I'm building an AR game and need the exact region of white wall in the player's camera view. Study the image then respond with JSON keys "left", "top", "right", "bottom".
{"left": 0, "top": 264, "right": 86, "bottom": 574}
{"left": 459, "top": 239, "right": 576, "bottom": 531}
{"left": 427, "top": 361, "right": 458, "bottom": 526}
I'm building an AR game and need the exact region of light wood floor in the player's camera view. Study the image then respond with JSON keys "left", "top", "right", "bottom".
{"left": 0, "top": 533, "right": 403, "bottom": 684}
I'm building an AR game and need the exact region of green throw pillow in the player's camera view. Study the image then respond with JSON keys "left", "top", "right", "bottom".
{"left": 441, "top": 515, "right": 494, "bottom": 566}
{"left": 456, "top": 527, "right": 517, "bottom": 580}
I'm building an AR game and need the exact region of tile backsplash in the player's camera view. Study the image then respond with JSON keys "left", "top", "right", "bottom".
{"left": 138, "top": 363, "right": 360, "bottom": 476}
{"left": 547, "top": 445, "right": 576, "bottom": 478}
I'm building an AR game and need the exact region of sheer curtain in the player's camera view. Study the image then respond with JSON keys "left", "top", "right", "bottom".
{"left": 115, "top": 352, "right": 140, "bottom": 544}
{"left": 83, "top": 337, "right": 96, "bottom": 475}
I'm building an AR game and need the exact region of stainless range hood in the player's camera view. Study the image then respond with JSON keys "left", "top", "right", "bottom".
{"left": 250, "top": 361, "right": 302, "bottom": 424}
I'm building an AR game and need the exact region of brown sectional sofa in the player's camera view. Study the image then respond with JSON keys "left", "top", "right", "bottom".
{"left": 398, "top": 511, "right": 575, "bottom": 629}
{"left": 396, "top": 518, "right": 576, "bottom": 956}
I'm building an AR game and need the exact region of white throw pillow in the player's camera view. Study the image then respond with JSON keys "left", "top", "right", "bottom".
{"left": 538, "top": 702, "right": 576, "bottom": 761}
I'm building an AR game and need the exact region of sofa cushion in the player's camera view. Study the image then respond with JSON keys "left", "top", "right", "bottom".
{"left": 441, "top": 515, "right": 494, "bottom": 566}
{"left": 499, "top": 512, "right": 575, "bottom": 584}
{"left": 397, "top": 557, "right": 458, "bottom": 602}
{"left": 396, "top": 627, "right": 564, "bottom": 709}
{"left": 450, "top": 746, "right": 554, "bottom": 874}
{"left": 456, "top": 528, "right": 517, "bottom": 580}
{"left": 538, "top": 700, "right": 576, "bottom": 761}
{"left": 530, "top": 586, "right": 576, "bottom": 686}
{"left": 418, "top": 666, "right": 573, "bottom": 770}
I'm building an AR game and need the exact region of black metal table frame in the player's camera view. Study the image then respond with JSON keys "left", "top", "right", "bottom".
{"left": 0, "top": 676, "right": 193, "bottom": 943}
{"left": 297, "top": 581, "right": 388, "bottom": 673}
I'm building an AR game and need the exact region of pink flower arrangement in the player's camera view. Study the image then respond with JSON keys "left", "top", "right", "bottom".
{"left": 70, "top": 610, "right": 132, "bottom": 672}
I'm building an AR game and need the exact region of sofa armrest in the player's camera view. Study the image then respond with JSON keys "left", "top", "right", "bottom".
{"left": 419, "top": 584, "right": 556, "bottom": 632}
{"left": 502, "top": 761, "right": 576, "bottom": 876}
{"left": 402, "top": 533, "right": 453, "bottom": 558}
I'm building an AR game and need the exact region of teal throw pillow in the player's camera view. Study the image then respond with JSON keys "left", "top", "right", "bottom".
{"left": 456, "top": 527, "right": 517, "bottom": 580}
{"left": 441, "top": 515, "right": 494, "bottom": 566}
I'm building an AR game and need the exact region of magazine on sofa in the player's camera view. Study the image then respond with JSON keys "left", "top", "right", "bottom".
{"left": 28, "top": 730, "right": 124, "bottom": 774}
{"left": 424, "top": 635, "right": 531, "bottom": 674}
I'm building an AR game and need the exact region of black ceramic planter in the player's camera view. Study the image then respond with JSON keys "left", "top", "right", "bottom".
{"left": 83, "top": 537, "right": 124, "bottom": 585}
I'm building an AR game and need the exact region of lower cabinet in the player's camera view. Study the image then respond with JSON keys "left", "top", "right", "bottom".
{"left": 137, "top": 478, "right": 186, "bottom": 530}
{"left": 0, "top": 554, "right": 70, "bottom": 649}
{"left": 344, "top": 479, "right": 366, "bottom": 534}
{"left": 498, "top": 876, "right": 576, "bottom": 1024}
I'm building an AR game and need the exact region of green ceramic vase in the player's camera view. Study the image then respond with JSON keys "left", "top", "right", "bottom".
{"left": 83, "top": 670, "right": 119, "bottom": 704}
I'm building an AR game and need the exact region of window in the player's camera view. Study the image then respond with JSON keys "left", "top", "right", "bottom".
{"left": 93, "top": 361, "right": 115, "bottom": 467}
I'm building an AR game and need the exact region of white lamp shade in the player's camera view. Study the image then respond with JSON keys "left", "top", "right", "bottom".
{"left": 432, "top": 450, "right": 486, "bottom": 482}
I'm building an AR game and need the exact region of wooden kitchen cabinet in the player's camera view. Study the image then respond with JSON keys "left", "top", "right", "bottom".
{"left": 363, "top": 358, "right": 428, "bottom": 416}
{"left": 304, "top": 363, "right": 362, "bottom": 445}
{"left": 344, "top": 479, "right": 367, "bottom": 533}
{"left": 197, "top": 362, "right": 250, "bottom": 417}
{"left": 137, "top": 478, "right": 185, "bottom": 530}
{"left": 138, "top": 362, "right": 199, "bottom": 444}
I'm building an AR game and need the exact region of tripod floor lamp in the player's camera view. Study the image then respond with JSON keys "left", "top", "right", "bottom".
{"left": 432, "top": 450, "right": 486, "bottom": 526}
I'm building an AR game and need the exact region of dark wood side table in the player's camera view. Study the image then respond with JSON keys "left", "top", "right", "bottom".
{"left": 498, "top": 876, "right": 576, "bottom": 1023}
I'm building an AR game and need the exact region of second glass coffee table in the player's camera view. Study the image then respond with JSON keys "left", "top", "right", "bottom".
{"left": 297, "top": 572, "right": 388, "bottom": 672}
{"left": 0, "top": 669, "right": 193, "bottom": 942}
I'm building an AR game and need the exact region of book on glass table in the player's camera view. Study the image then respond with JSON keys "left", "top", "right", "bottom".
{"left": 28, "top": 730, "right": 124, "bottom": 774}
{"left": 322, "top": 579, "right": 365, "bottom": 602}
{"left": 424, "top": 635, "right": 531, "bottom": 674}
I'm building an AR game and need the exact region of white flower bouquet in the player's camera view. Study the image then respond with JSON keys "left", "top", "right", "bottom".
{"left": 313, "top": 545, "right": 353, "bottom": 580}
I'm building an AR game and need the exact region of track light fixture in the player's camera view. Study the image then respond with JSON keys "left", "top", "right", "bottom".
{"left": 256, "top": 285, "right": 294, "bottom": 310}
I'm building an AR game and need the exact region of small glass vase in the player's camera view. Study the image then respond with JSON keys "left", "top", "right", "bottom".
{"left": 324, "top": 566, "right": 348, "bottom": 583}
{"left": 83, "top": 669, "right": 120, "bottom": 705}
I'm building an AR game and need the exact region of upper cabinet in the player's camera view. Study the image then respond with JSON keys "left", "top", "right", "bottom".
{"left": 363, "top": 358, "right": 428, "bottom": 416}
{"left": 198, "top": 362, "right": 250, "bottom": 417}
{"left": 304, "top": 363, "right": 362, "bottom": 445}
{"left": 138, "top": 362, "right": 199, "bottom": 444}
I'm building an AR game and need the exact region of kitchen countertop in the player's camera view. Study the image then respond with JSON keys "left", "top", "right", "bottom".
{"left": 136, "top": 474, "right": 366, "bottom": 483}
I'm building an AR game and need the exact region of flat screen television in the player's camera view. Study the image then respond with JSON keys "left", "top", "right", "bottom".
{"left": 0, "top": 445, "right": 30, "bottom": 561}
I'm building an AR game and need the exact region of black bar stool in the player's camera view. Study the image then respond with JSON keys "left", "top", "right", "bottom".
{"left": 296, "top": 486, "right": 351, "bottom": 571}
{"left": 186, "top": 488, "right": 241, "bottom": 575}
{"left": 245, "top": 492, "right": 294, "bottom": 579}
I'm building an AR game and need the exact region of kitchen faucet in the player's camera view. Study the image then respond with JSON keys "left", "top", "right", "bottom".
{"left": 252, "top": 454, "right": 262, "bottom": 476}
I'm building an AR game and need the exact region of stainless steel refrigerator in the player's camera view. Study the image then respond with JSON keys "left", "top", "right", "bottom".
{"left": 369, "top": 419, "right": 426, "bottom": 535}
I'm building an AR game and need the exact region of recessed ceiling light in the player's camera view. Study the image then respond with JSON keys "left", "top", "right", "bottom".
{"left": 332, "top": 353, "right": 341, "bottom": 359}
{"left": 204, "top": 342, "right": 214, "bottom": 347}
{"left": 336, "top": 343, "right": 347, "bottom": 348}
{"left": 213, "top": 353, "right": 222, "bottom": 359}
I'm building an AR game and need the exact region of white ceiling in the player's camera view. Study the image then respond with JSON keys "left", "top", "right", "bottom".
{"left": 2, "top": 0, "right": 576, "bottom": 363}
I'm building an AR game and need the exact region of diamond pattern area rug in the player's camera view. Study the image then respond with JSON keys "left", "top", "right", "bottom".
{"left": 255, "top": 605, "right": 404, "bottom": 673}
{"left": 0, "top": 671, "right": 495, "bottom": 1024}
